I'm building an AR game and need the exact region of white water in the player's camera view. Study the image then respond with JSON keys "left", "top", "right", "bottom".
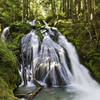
{"left": 20, "top": 30, "right": 40, "bottom": 87}
{"left": 1, "top": 26, "right": 10, "bottom": 42}
{"left": 58, "top": 34, "right": 99, "bottom": 87}
{"left": 28, "top": 20, "right": 37, "bottom": 26}
{"left": 19, "top": 20, "right": 100, "bottom": 100}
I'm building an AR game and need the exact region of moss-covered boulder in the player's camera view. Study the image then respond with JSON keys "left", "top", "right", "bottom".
{"left": 0, "top": 40, "right": 21, "bottom": 99}
{"left": 0, "top": 77, "right": 19, "bottom": 100}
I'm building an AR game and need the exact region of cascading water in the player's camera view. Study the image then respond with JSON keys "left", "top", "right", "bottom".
{"left": 0, "top": 20, "right": 99, "bottom": 100}
{"left": 20, "top": 30, "right": 40, "bottom": 87}
{"left": 28, "top": 20, "right": 37, "bottom": 26}
{"left": 19, "top": 20, "right": 99, "bottom": 88}
{"left": 58, "top": 33, "right": 99, "bottom": 88}
{"left": 19, "top": 20, "right": 100, "bottom": 100}
{"left": 1, "top": 26, "right": 10, "bottom": 42}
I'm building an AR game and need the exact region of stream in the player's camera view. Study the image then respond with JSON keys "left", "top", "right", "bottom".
{"left": 19, "top": 85, "right": 100, "bottom": 100}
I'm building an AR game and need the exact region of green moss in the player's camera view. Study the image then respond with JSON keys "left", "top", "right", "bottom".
{"left": 0, "top": 40, "right": 21, "bottom": 99}
{"left": 37, "top": 32, "right": 43, "bottom": 39}
{"left": 10, "top": 21, "right": 32, "bottom": 35}
{"left": 0, "top": 41, "right": 21, "bottom": 90}
{"left": 0, "top": 77, "right": 19, "bottom": 100}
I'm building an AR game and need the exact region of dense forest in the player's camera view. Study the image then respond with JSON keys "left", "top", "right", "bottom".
{"left": 0, "top": 0, "right": 100, "bottom": 99}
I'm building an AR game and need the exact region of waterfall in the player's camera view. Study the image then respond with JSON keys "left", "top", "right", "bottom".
{"left": 58, "top": 34, "right": 99, "bottom": 91}
{"left": 20, "top": 20, "right": 99, "bottom": 89}
{"left": 28, "top": 20, "right": 37, "bottom": 26}
{"left": 1, "top": 26, "right": 10, "bottom": 42}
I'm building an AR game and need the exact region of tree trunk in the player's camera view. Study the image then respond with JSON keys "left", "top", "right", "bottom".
{"left": 22, "top": 0, "right": 25, "bottom": 21}
{"left": 87, "top": 0, "right": 91, "bottom": 21}
{"left": 91, "top": 0, "right": 95, "bottom": 20}
{"left": 70, "top": 0, "right": 74, "bottom": 19}
{"left": 22, "top": 0, "right": 29, "bottom": 21}
{"left": 26, "top": 0, "right": 29, "bottom": 19}
{"left": 50, "top": 0, "right": 56, "bottom": 16}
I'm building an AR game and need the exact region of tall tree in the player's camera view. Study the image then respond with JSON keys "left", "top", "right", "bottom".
{"left": 22, "top": 0, "right": 29, "bottom": 21}
{"left": 50, "top": 0, "right": 56, "bottom": 16}
{"left": 22, "top": 0, "right": 25, "bottom": 21}
{"left": 91, "top": 0, "right": 95, "bottom": 20}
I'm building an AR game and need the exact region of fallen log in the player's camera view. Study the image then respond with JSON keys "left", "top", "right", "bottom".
{"left": 33, "top": 80, "right": 43, "bottom": 87}
{"left": 15, "top": 80, "right": 43, "bottom": 99}
{"left": 27, "top": 80, "right": 43, "bottom": 100}
{"left": 27, "top": 87, "right": 43, "bottom": 100}
{"left": 15, "top": 93, "right": 29, "bottom": 98}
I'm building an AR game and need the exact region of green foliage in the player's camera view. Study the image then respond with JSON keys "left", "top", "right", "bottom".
{"left": 8, "top": 21, "right": 34, "bottom": 56}
{"left": 0, "top": 0, "right": 100, "bottom": 99}
{"left": 0, "top": 0, "right": 21, "bottom": 25}
{"left": 0, "top": 40, "right": 21, "bottom": 90}
{"left": 10, "top": 21, "right": 32, "bottom": 34}
{"left": 37, "top": 32, "right": 43, "bottom": 39}
{"left": 45, "top": 15, "right": 56, "bottom": 26}
{"left": 57, "top": 12, "right": 66, "bottom": 19}
{"left": 85, "top": 48, "right": 100, "bottom": 81}
{"left": 0, "top": 40, "right": 21, "bottom": 99}
{"left": 0, "top": 77, "right": 19, "bottom": 100}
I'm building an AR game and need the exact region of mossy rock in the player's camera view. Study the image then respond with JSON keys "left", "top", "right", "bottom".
{"left": 0, "top": 77, "right": 19, "bottom": 100}
{"left": 0, "top": 40, "right": 21, "bottom": 90}
{"left": 10, "top": 21, "right": 32, "bottom": 35}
